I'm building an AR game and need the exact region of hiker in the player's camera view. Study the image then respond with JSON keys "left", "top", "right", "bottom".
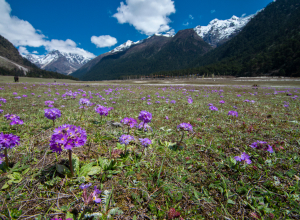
{"left": 14, "top": 75, "right": 19, "bottom": 82}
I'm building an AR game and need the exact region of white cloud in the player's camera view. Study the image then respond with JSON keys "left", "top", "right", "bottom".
{"left": 113, "top": 0, "right": 176, "bottom": 35}
{"left": 183, "top": 22, "right": 189, "bottom": 26}
{"left": 211, "top": 9, "right": 216, "bottom": 14}
{"left": 32, "top": 51, "right": 38, "bottom": 54}
{"left": 91, "top": 35, "right": 117, "bottom": 48}
{"left": 18, "top": 46, "right": 29, "bottom": 55}
{"left": 241, "top": 13, "right": 246, "bottom": 17}
{"left": 189, "top": 14, "right": 194, "bottom": 20}
{"left": 0, "top": 0, "right": 95, "bottom": 58}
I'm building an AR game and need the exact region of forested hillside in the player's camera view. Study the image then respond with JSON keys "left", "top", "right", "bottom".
{"left": 157, "top": 0, "right": 300, "bottom": 77}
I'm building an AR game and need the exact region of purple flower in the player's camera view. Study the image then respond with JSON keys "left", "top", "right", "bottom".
{"left": 44, "top": 108, "right": 61, "bottom": 121}
{"left": 0, "top": 109, "right": 3, "bottom": 114}
{"left": 170, "top": 100, "right": 176, "bottom": 104}
{"left": 0, "top": 133, "right": 20, "bottom": 149}
{"left": 79, "top": 98, "right": 91, "bottom": 106}
{"left": 95, "top": 105, "right": 112, "bottom": 116}
{"left": 49, "top": 124, "right": 87, "bottom": 153}
{"left": 139, "top": 138, "right": 152, "bottom": 147}
{"left": 209, "top": 106, "right": 218, "bottom": 111}
{"left": 177, "top": 123, "right": 193, "bottom": 132}
{"left": 237, "top": 94, "right": 241, "bottom": 97}
{"left": 138, "top": 111, "right": 152, "bottom": 123}
{"left": 243, "top": 99, "right": 250, "bottom": 102}
{"left": 4, "top": 114, "right": 24, "bottom": 125}
{"left": 219, "top": 100, "right": 225, "bottom": 104}
{"left": 80, "top": 184, "right": 102, "bottom": 205}
{"left": 188, "top": 98, "right": 193, "bottom": 104}
{"left": 80, "top": 183, "right": 92, "bottom": 189}
{"left": 22, "top": 95, "right": 27, "bottom": 97}
{"left": 250, "top": 141, "right": 274, "bottom": 153}
{"left": 119, "top": 135, "right": 134, "bottom": 145}
{"left": 0, "top": 98, "right": 6, "bottom": 103}
{"left": 45, "top": 100, "right": 54, "bottom": 106}
{"left": 234, "top": 152, "right": 252, "bottom": 164}
{"left": 228, "top": 110, "right": 238, "bottom": 117}
{"left": 121, "top": 117, "right": 137, "bottom": 128}
{"left": 137, "top": 122, "right": 152, "bottom": 132}
{"left": 147, "top": 102, "right": 152, "bottom": 105}
{"left": 91, "top": 186, "right": 102, "bottom": 203}
{"left": 165, "top": 116, "right": 169, "bottom": 120}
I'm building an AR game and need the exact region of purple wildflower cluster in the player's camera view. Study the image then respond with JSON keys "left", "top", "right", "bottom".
{"left": 228, "top": 110, "right": 238, "bottom": 117}
{"left": 0, "top": 98, "right": 6, "bottom": 103}
{"left": 121, "top": 117, "right": 137, "bottom": 128}
{"left": 250, "top": 141, "right": 274, "bottom": 153}
{"left": 44, "top": 108, "right": 61, "bottom": 121}
{"left": 209, "top": 106, "right": 218, "bottom": 111}
{"left": 80, "top": 183, "right": 102, "bottom": 205}
{"left": 79, "top": 98, "right": 91, "bottom": 106}
{"left": 94, "top": 105, "right": 113, "bottom": 116}
{"left": 0, "top": 133, "right": 20, "bottom": 150}
{"left": 188, "top": 98, "right": 193, "bottom": 104}
{"left": 138, "top": 110, "right": 152, "bottom": 123}
{"left": 139, "top": 138, "right": 152, "bottom": 147}
{"left": 45, "top": 100, "right": 54, "bottom": 107}
{"left": 234, "top": 152, "right": 252, "bottom": 164}
{"left": 49, "top": 124, "right": 87, "bottom": 153}
{"left": 177, "top": 123, "right": 193, "bottom": 132}
{"left": 4, "top": 114, "right": 24, "bottom": 125}
{"left": 119, "top": 134, "right": 134, "bottom": 145}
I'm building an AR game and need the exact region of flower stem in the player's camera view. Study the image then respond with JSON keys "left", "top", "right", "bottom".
{"left": 52, "top": 120, "right": 55, "bottom": 127}
{"left": 178, "top": 131, "right": 185, "bottom": 147}
{"left": 68, "top": 150, "right": 74, "bottom": 177}
{"left": 4, "top": 148, "right": 8, "bottom": 166}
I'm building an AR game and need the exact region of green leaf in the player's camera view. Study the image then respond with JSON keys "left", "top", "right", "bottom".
{"left": 87, "top": 166, "right": 102, "bottom": 176}
{"left": 227, "top": 199, "right": 236, "bottom": 204}
{"left": 56, "top": 164, "right": 70, "bottom": 175}
{"left": 22, "top": 168, "right": 30, "bottom": 175}
{"left": 79, "top": 162, "right": 95, "bottom": 177}
{"left": 1, "top": 182, "right": 9, "bottom": 189}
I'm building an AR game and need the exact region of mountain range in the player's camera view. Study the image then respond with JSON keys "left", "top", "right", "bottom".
{"left": 24, "top": 50, "right": 92, "bottom": 75}
{"left": 22, "top": 14, "right": 252, "bottom": 77}
{"left": 72, "top": 0, "right": 300, "bottom": 80}
{"left": 72, "top": 14, "right": 254, "bottom": 80}
{"left": 0, "top": 35, "right": 78, "bottom": 80}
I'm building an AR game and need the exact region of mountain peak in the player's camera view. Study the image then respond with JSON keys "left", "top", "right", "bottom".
{"left": 24, "top": 50, "right": 92, "bottom": 75}
{"left": 194, "top": 14, "right": 255, "bottom": 47}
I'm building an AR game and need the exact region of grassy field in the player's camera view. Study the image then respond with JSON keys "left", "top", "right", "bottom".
{"left": 0, "top": 82, "right": 299, "bottom": 219}
{"left": 0, "top": 76, "right": 78, "bottom": 83}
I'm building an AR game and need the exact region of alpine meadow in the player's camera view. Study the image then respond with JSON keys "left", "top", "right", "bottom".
{"left": 0, "top": 0, "right": 300, "bottom": 219}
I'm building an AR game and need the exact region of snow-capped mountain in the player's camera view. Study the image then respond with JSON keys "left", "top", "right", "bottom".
{"left": 194, "top": 15, "right": 255, "bottom": 47}
{"left": 24, "top": 50, "right": 92, "bottom": 75}
{"left": 110, "top": 40, "right": 143, "bottom": 54}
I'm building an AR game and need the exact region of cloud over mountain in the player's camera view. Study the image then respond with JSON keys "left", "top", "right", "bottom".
{"left": 91, "top": 35, "right": 117, "bottom": 48}
{"left": 0, "top": 0, "right": 95, "bottom": 58}
{"left": 113, "top": 0, "right": 176, "bottom": 35}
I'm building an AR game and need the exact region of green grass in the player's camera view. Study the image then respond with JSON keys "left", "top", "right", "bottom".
{"left": 0, "top": 75, "right": 78, "bottom": 83}
{"left": 0, "top": 82, "right": 299, "bottom": 219}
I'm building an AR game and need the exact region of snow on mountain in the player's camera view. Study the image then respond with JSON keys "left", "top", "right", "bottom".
{"left": 24, "top": 50, "right": 92, "bottom": 75}
{"left": 194, "top": 14, "right": 255, "bottom": 47}
{"left": 25, "top": 50, "right": 91, "bottom": 68}
{"left": 110, "top": 40, "right": 142, "bottom": 53}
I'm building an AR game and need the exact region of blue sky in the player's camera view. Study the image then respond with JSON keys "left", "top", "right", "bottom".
{"left": 0, "top": 0, "right": 273, "bottom": 58}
